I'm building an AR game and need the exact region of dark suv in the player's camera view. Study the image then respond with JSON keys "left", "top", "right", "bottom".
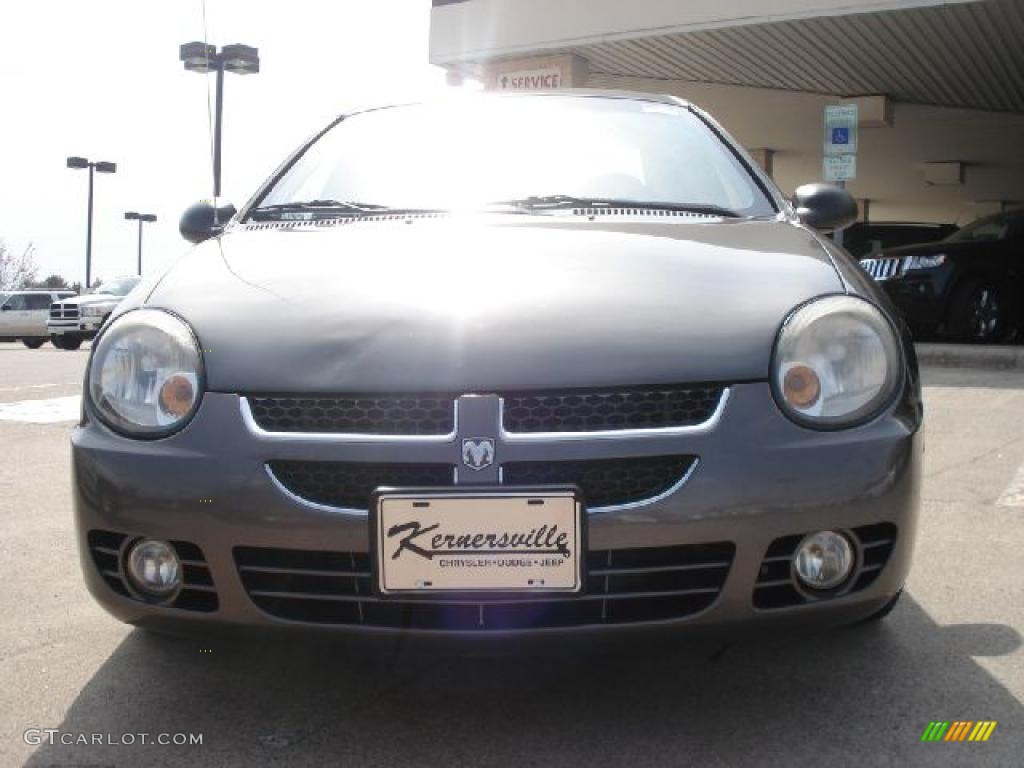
{"left": 859, "top": 209, "right": 1023, "bottom": 342}
{"left": 839, "top": 221, "right": 957, "bottom": 260}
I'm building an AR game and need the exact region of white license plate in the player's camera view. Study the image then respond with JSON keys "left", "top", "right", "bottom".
{"left": 373, "top": 489, "right": 583, "bottom": 596}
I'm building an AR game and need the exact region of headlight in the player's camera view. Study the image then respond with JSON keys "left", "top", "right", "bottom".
{"left": 82, "top": 303, "right": 117, "bottom": 317}
{"left": 82, "top": 303, "right": 116, "bottom": 317}
{"left": 87, "top": 309, "right": 204, "bottom": 437}
{"left": 903, "top": 253, "right": 946, "bottom": 271}
{"left": 773, "top": 295, "right": 901, "bottom": 429}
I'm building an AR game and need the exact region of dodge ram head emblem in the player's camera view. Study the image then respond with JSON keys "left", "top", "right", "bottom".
{"left": 462, "top": 438, "right": 495, "bottom": 470}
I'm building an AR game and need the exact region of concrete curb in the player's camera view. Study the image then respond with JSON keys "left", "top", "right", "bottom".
{"left": 915, "top": 343, "right": 1024, "bottom": 370}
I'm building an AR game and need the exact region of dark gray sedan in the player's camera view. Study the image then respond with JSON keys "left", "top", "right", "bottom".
{"left": 73, "top": 92, "right": 921, "bottom": 635}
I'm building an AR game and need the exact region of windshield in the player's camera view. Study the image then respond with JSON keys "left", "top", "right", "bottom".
{"left": 91, "top": 276, "right": 140, "bottom": 297}
{"left": 946, "top": 211, "right": 1019, "bottom": 243}
{"left": 254, "top": 96, "right": 776, "bottom": 218}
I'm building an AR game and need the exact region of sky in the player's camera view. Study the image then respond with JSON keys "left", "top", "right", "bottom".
{"left": 0, "top": 0, "right": 446, "bottom": 287}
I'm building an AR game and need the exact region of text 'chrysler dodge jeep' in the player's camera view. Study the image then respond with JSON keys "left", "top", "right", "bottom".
{"left": 73, "top": 92, "right": 921, "bottom": 635}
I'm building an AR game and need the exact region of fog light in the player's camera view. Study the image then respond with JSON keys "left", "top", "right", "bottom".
{"left": 794, "top": 531, "right": 853, "bottom": 590}
{"left": 126, "top": 539, "right": 181, "bottom": 597}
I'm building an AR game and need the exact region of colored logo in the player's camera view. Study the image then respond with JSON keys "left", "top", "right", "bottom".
{"left": 921, "top": 721, "right": 997, "bottom": 742}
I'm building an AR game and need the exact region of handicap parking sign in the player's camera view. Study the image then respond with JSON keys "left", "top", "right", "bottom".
{"left": 824, "top": 104, "right": 858, "bottom": 156}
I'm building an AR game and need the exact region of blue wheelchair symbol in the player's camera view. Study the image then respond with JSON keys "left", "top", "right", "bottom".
{"left": 832, "top": 127, "right": 850, "bottom": 145}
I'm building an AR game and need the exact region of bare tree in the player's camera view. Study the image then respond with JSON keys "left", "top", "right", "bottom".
{"left": 0, "top": 240, "right": 39, "bottom": 290}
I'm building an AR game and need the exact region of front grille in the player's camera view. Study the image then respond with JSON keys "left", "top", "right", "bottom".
{"left": 268, "top": 461, "right": 454, "bottom": 510}
{"left": 859, "top": 257, "right": 905, "bottom": 281}
{"left": 234, "top": 541, "right": 734, "bottom": 629}
{"left": 503, "top": 455, "right": 696, "bottom": 508}
{"left": 49, "top": 304, "right": 80, "bottom": 320}
{"left": 268, "top": 456, "right": 696, "bottom": 512}
{"left": 87, "top": 530, "right": 218, "bottom": 612}
{"left": 247, "top": 395, "right": 456, "bottom": 435}
{"left": 502, "top": 384, "right": 723, "bottom": 433}
{"left": 753, "top": 523, "right": 897, "bottom": 610}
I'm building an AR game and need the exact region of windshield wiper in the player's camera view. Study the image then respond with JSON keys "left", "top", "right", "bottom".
{"left": 490, "top": 195, "right": 742, "bottom": 218}
{"left": 249, "top": 200, "right": 390, "bottom": 219}
{"left": 249, "top": 200, "right": 449, "bottom": 221}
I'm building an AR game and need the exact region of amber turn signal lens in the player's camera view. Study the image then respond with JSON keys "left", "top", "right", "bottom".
{"left": 159, "top": 374, "right": 195, "bottom": 418}
{"left": 783, "top": 364, "right": 821, "bottom": 409}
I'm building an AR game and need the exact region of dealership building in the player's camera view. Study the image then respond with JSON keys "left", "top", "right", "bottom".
{"left": 430, "top": 0, "right": 1024, "bottom": 225}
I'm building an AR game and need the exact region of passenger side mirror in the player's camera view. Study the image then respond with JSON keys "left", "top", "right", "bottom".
{"left": 793, "top": 183, "right": 858, "bottom": 232}
{"left": 1, "top": 304, "right": 10, "bottom": 311}
{"left": 179, "top": 201, "right": 237, "bottom": 244}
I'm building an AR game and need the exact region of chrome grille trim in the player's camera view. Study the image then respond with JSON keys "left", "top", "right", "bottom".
{"left": 859, "top": 257, "right": 906, "bottom": 281}
{"left": 499, "top": 388, "right": 730, "bottom": 442}
{"left": 241, "top": 388, "right": 730, "bottom": 442}
{"left": 240, "top": 397, "right": 459, "bottom": 443}
{"left": 265, "top": 458, "right": 700, "bottom": 517}
{"left": 588, "top": 458, "right": 700, "bottom": 513}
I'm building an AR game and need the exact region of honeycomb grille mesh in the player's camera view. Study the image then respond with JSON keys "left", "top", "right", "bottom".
{"left": 269, "top": 461, "right": 454, "bottom": 510}
{"left": 248, "top": 395, "right": 455, "bottom": 435}
{"left": 269, "top": 456, "right": 695, "bottom": 511}
{"left": 501, "top": 385, "right": 724, "bottom": 433}
{"left": 502, "top": 455, "right": 696, "bottom": 508}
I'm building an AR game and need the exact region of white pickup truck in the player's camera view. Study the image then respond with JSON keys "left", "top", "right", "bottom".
{"left": 0, "top": 290, "right": 76, "bottom": 348}
{"left": 48, "top": 276, "right": 141, "bottom": 350}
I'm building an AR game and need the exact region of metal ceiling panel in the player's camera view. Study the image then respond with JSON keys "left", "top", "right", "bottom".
{"left": 575, "top": 0, "right": 1024, "bottom": 112}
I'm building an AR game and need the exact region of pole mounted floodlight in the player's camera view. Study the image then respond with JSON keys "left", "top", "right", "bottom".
{"left": 221, "top": 44, "right": 260, "bottom": 75}
{"left": 67, "top": 156, "right": 117, "bottom": 289}
{"left": 179, "top": 41, "right": 260, "bottom": 197}
{"left": 125, "top": 211, "right": 158, "bottom": 276}
{"left": 179, "top": 41, "right": 218, "bottom": 72}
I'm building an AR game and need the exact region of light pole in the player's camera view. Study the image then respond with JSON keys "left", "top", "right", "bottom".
{"left": 124, "top": 212, "right": 157, "bottom": 275}
{"left": 67, "top": 157, "right": 117, "bottom": 290}
{"left": 179, "top": 42, "right": 260, "bottom": 198}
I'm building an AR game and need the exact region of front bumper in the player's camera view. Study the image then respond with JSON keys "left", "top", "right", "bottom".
{"left": 73, "top": 383, "right": 922, "bottom": 636}
{"left": 48, "top": 319, "right": 102, "bottom": 336}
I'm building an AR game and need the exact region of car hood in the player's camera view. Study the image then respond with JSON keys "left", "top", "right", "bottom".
{"left": 62, "top": 293, "right": 122, "bottom": 307}
{"left": 873, "top": 239, "right": 978, "bottom": 258}
{"left": 145, "top": 215, "right": 843, "bottom": 393}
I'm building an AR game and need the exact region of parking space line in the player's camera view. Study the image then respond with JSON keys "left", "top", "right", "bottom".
{"left": 997, "top": 460, "right": 1024, "bottom": 508}
{"left": 0, "top": 395, "right": 81, "bottom": 424}
{"left": 0, "top": 383, "right": 60, "bottom": 392}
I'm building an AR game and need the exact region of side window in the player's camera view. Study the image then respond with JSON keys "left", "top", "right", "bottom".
{"left": 4, "top": 295, "right": 28, "bottom": 310}
{"left": 25, "top": 295, "right": 52, "bottom": 310}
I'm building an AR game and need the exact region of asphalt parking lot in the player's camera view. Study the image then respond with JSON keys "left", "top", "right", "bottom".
{"left": 1, "top": 342, "right": 1021, "bottom": 767}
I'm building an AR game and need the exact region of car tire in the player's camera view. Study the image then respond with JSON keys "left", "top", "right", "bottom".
{"left": 22, "top": 338, "right": 46, "bottom": 349}
{"left": 60, "top": 336, "right": 83, "bottom": 351}
{"left": 947, "top": 279, "right": 1008, "bottom": 343}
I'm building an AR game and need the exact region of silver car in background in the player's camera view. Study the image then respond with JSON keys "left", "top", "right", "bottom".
{"left": 0, "top": 289, "right": 76, "bottom": 348}
{"left": 49, "top": 275, "right": 141, "bottom": 350}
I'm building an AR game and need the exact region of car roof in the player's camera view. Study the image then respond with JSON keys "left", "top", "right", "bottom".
{"left": 338, "top": 89, "right": 690, "bottom": 120}
{"left": 849, "top": 221, "right": 954, "bottom": 227}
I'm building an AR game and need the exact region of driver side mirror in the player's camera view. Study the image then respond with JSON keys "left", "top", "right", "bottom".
{"left": 793, "top": 183, "right": 858, "bottom": 232}
{"left": 1, "top": 304, "right": 10, "bottom": 311}
{"left": 179, "top": 201, "right": 237, "bottom": 244}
